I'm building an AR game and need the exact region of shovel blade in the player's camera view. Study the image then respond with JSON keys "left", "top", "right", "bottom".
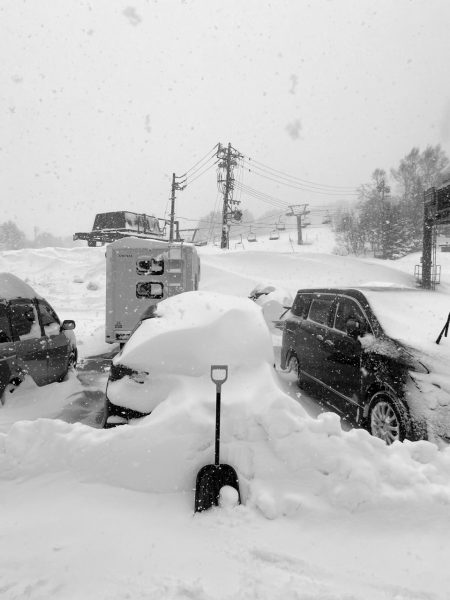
{"left": 194, "top": 464, "right": 240, "bottom": 513}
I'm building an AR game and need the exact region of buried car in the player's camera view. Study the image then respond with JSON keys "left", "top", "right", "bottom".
{"left": 0, "top": 272, "right": 77, "bottom": 404}
{"left": 280, "top": 286, "right": 450, "bottom": 445}
{"left": 101, "top": 290, "right": 274, "bottom": 427}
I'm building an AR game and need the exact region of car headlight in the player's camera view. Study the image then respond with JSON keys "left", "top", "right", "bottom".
{"left": 109, "top": 362, "right": 149, "bottom": 384}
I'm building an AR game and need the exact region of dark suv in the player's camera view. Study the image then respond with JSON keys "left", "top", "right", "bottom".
{"left": 0, "top": 272, "right": 77, "bottom": 403}
{"left": 280, "top": 287, "right": 446, "bottom": 445}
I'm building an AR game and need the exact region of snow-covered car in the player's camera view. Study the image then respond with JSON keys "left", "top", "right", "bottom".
{"left": 280, "top": 286, "right": 450, "bottom": 445}
{"left": 101, "top": 290, "right": 274, "bottom": 427}
{"left": 0, "top": 272, "right": 77, "bottom": 403}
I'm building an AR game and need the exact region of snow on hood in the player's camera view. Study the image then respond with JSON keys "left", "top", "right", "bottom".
{"left": 362, "top": 288, "right": 450, "bottom": 352}
{"left": 362, "top": 287, "right": 450, "bottom": 375}
{"left": 0, "top": 272, "right": 40, "bottom": 300}
{"left": 117, "top": 291, "right": 274, "bottom": 375}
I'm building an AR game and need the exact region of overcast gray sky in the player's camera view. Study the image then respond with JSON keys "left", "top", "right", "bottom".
{"left": 1, "top": 0, "right": 450, "bottom": 237}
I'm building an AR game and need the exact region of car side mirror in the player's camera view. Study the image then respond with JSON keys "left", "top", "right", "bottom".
{"left": 61, "top": 319, "right": 76, "bottom": 331}
{"left": 346, "top": 318, "right": 364, "bottom": 338}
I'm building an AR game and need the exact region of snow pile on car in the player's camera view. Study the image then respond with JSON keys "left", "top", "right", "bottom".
{"left": 108, "top": 290, "right": 276, "bottom": 413}
{"left": 249, "top": 282, "right": 293, "bottom": 331}
{"left": 0, "top": 272, "right": 40, "bottom": 299}
{"left": 2, "top": 291, "right": 450, "bottom": 519}
{"left": 120, "top": 291, "right": 274, "bottom": 374}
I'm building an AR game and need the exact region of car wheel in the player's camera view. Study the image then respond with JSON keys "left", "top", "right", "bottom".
{"left": 68, "top": 349, "right": 78, "bottom": 370}
{"left": 58, "top": 349, "right": 78, "bottom": 383}
{"left": 286, "top": 354, "right": 303, "bottom": 387}
{"left": 368, "top": 392, "right": 408, "bottom": 444}
{"left": 99, "top": 396, "right": 128, "bottom": 428}
{"left": 0, "top": 378, "right": 22, "bottom": 406}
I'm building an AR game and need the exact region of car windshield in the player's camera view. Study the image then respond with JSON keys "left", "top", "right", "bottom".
{"left": 128, "top": 305, "right": 160, "bottom": 338}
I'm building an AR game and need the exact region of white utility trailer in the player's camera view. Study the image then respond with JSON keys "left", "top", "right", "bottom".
{"left": 105, "top": 237, "right": 200, "bottom": 344}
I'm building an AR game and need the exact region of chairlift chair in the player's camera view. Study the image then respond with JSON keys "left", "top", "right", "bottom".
{"left": 276, "top": 219, "right": 286, "bottom": 231}
{"left": 269, "top": 229, "right": 279, "bottom": 240}
{"left": 247, "top": 232, "right": 257, "bottom": 242}
{"left": 322, "top": 211, "right": 332, "bottom": 225}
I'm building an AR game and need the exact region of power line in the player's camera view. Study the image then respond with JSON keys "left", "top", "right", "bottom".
{"left": 243, "top": 154, "right": 358, "bottom": 192}
{"left": 234, "top": 181, "right": 290, "bottom": 209}
{"left": 242, "top": 160, "right": 358, "bottom": 197}
{"left": 185, "top": 159, "right": 219, "bottom": 185}
{"left": 181, "top": 144, "right": 219, "bottom": 177}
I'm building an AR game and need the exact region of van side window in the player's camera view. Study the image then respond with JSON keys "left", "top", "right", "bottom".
{"left": 9, "top": 301, "right": 42, "bottom": 340}
{"left": 0, "top": 305, "right": 12, "bottom": 343}
{"left": 136, "top": 257, "right": 164, "bottom": 275}
{"left": 37, "top": 299, "right": 61, "bottom": 337}
{"left": 136, "top": 282, "right": 164, "bottom": 299}
{"left": 334, "top": 297, "right": 367, "bottom": 333}
{"left": 291, "top": 294, "right": 312, "bottom": 318}
{"left": 308, "top": 296, "right": 335, "bottom": 326}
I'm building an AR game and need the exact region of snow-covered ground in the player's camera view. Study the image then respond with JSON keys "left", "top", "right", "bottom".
{"left": 2, "top": 227, "right": 450, "bottom": 599}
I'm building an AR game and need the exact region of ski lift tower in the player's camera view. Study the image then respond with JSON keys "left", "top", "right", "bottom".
{"left": 418, "top": 182, "right": 450, "bottom": 289}
{"left": 286, "top": 204, "right": 310, "bottom": 245}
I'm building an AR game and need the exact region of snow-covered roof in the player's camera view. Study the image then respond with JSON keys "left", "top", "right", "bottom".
{"left": 0, "top": 272, "right": 40, "bottom": 300}
{"left": 117, "top": 290, "right": 274, "bottom": 376}
{"left": 109, "top": 237, "right": 194, "bottom": 250}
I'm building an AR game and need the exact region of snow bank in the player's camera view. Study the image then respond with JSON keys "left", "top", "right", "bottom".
{"left": 3, "top": 290, "right": 450, "bottom": 520}
{"left": 3, "top": 388, "right": 450, "bottom": 519}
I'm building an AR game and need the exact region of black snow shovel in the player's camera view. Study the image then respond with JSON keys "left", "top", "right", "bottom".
{"left": 194, "top": 365, "right": 241, "bottom": 513}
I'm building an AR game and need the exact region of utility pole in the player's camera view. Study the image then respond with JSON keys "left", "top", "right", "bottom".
{"left": 286, "top": 204, "right": 310, "bottom": 245}
{"left": 376, "top": 179, "right": 390, "bottom": 258}
{"left": 217, "top": 143, "right": 243, "bottom": 249}
{"left": 169, "top": 173, "right": 186, "bottom": 242}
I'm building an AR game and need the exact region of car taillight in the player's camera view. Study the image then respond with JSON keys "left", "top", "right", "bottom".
{"left": 109, "top": 363, "right": 148, "bottom": 383}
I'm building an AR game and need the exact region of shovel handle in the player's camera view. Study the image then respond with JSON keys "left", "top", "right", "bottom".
{"left": 215, "top": 386, "right": 221, "bottom": 465}
{"left": 211, "top": 365, "right": 228, "bottom": 466}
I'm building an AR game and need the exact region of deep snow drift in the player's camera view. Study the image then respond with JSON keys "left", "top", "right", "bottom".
{"left": 1, "top": 229, "right": 450, "bottom": 599}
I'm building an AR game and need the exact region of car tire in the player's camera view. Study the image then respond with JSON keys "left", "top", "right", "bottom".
{"left": 286, "top": 354, "right": 303, "bottom": 388}
{"left": 368, "top": 391, "right": 409, "bottom": 444}
{"left": 68, "top": 348, "right": 78, "bottom": 370}
{"left": 0, "top": 377, "right": 22, "bottom": 406}
{"left": 99, "top": 396, "right": 128, "bottom": 428}
{"left": 58, "top": 349, "right": 78, "bottom": 383}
